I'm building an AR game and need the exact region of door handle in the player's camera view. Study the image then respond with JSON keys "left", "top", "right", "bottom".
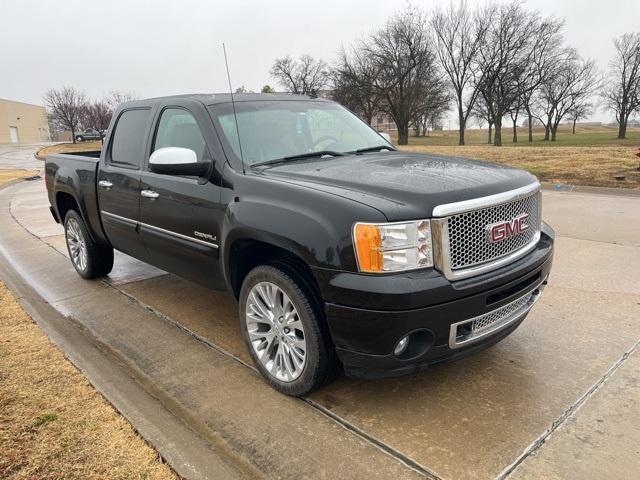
{"left": 141, "top": 189, "right": 159, "bottom": 199}
{"left": 98, "top": 180, "right": 113, "bottom": 189}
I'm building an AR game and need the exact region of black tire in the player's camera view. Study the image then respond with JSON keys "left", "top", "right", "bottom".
{"left": 64, "top": 210, "right": 114, "bottom": 279}
{"left": 76, "top": 136, "right": 83, "bottom": 142}
{"left": 239, "top": 263, "right": 337, "bottom": 396}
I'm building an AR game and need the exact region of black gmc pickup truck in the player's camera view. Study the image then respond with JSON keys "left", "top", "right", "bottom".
{"left": 45, "top": 93, "right": 554, "bottom": 396}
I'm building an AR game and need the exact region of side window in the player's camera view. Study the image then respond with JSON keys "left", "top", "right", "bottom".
{"left": 152, "top": 109, "right": 206, "bottom": 162}
{"left": 110, "top": 109, "right": 151, "bottom": 169}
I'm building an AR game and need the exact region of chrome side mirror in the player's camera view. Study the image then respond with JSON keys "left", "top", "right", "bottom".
{"left": 149, "top": 147, "right": 210, "bottom": 176}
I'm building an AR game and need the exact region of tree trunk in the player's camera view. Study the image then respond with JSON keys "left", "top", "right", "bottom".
{"left": 487, "top": 123, "right": 493, "bottom": 144}
{"left": 71, "top": 127, "right": 76, "bottom": 144}
{"left": 618, "top": 118, "right": 627, "bottom": 139}
{"left": 572, "top": 119, "right": 577, "bottom": 134}
{"left": 543, "top": 125, "right": 550, "bottom": 141}
{"left": 551, "top": 126, "right": 558, "bottom": 141}
{"left": 512, "top": 118, "right": 518, "bottom": 143}
{"left": 458, "top": 108, "right": 466, "bottom": 146}
{"left": 493, "top": 118, "right": 502, "bottom": 146}
{"left": 527, "top": 113, "right": 533, "bottom": 142}
{"left": 365, "top": 112, "right": 374, "bottom": 126}
{"left": 397, "top": 124, "right": 409, "bottom": 145}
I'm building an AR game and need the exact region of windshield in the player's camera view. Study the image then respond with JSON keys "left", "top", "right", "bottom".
{"left": 208, "top": 100, "right": 392, "bottom": 166}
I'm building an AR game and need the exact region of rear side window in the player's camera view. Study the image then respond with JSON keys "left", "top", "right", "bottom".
{"left": 110, "top": 109, "right": 151, "bottom": 168}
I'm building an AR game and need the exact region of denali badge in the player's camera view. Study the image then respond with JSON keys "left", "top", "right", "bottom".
{"left": 194, "top": 231, "right": 216, "bottom": 241}
{"left": 486, "top": 214, "right": 530, "bottom": 243}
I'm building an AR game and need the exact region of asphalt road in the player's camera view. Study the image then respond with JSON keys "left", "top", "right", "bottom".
{"left": 1, "top": 144, "right": 639, "bottom": 480}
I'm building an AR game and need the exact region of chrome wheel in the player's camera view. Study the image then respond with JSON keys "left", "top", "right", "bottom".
{"left": 66, "top": 217, "right": 87, "bottom": 272}
{"left": 245, "top": 281, "right": 307, "bottom": 382}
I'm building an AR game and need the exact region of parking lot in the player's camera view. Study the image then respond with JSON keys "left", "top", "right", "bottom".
{"left": 1, "top": 145, "right": 639, "bottom": 479}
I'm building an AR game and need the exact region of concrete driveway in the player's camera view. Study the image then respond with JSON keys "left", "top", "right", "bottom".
{"left": 0, "top": 143, "right": 49, "bottom": 170}
{"left": 1, "top": 146, "right": 639, "bottom": 479}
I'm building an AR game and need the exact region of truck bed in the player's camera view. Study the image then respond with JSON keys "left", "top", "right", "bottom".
{"left": 44, "top": 152, "right": 109, "bottom": 245}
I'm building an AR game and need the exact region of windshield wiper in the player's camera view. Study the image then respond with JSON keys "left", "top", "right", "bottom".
{"left": 251, "top": 150, "right": 345, "bottom": 168}
{"left": 350, "top": 145, "right": 396, "bottom": 154}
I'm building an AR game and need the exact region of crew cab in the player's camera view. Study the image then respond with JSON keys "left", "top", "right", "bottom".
{"left": 45, "top": 93, "right": 554, "bottom": 396}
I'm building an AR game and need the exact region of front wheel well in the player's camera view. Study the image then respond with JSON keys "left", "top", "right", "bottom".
{"left": 56, "top": 192, "right": 79, "bottom": 223}
{"left": 228, "top": 239, "right": 321, "bottom": 303}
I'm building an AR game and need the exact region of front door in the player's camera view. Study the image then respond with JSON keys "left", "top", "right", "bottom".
{"left": 97, "top": 108, "right": 152, "bottom": 261}
{"left": 139, "top": 103, "right": 224, "bottom": 289}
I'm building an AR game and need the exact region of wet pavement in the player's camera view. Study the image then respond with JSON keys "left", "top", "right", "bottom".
{"left": 1, "top": 147, "right": 639, "bottom": 479}
{"left": 0, "top": 143, "right": 48, "bottom": 170}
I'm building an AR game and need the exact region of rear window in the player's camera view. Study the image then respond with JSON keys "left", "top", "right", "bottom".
{"left": 110, "top": 109, "right": 151, "bottom": 168}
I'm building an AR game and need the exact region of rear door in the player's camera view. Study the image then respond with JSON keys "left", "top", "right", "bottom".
{"left": 139, "top": 100, "right": 225, "bottom": 289}
{"left": 97, "top": 107, "right": 152, "bottom": 261}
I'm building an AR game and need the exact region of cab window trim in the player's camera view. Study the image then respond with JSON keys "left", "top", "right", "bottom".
{"left": 147, "top": 106, "right": 209, "bottom": 172}
{"left": 106, "top": 107, "right": 152, "bottom": 171}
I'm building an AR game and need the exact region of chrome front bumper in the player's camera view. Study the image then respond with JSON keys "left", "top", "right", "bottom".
{"left": 448, "top": 276, "right": 547, "bottom": 349}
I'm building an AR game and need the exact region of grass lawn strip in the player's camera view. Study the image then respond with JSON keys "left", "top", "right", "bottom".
{"left": 0, "top": 281, "right": 178, "bottom": 480}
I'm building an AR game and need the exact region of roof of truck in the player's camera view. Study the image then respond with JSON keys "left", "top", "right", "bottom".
{"left": 140, "top": 93, "right": 334, "bottom": 106}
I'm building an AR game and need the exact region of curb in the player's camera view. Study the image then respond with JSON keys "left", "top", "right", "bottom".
{"left": 541, "top": 182, "right": 640, "bottom": 198}
{"left": 0, "top": 179, "right": 257, "bottom": 480}
{"left": 34, "top": 142, "right": 68, "bottom": 161}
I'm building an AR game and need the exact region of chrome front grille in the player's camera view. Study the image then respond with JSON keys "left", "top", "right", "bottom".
{"left": 432, "top": 182, "right": 542, "bottom": 281}
{"left": 449, "top": 280, "right": 545, "bottom": 348}
{"left": 447, "top": 191, "right": 540, "bottom": 270}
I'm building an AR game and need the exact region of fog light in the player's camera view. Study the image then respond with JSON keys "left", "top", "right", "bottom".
{"left": 394, "top": 336, "right": 409, "bottom": 356}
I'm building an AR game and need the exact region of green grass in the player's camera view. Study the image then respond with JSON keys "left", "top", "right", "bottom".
{"left": 406, "top": 125, "right": 640, "bottom": 148}
{"left": 33, "top": 412, "right": 58, "bottom": 427}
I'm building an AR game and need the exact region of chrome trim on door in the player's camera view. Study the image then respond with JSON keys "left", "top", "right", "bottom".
{"left": 100, "top": 211, "right": 219, "bottom": 249}
{"left": 141, "top": 190, "right": 159, "bottom": 199}
{"left": 101, "top": 210, "right": 137, "bottom": 226}
{"left": 431, "top": 182, "right": 541, "bottom": 217}
{"left": 139, "top": 221, "right": 219, "bottom": 248}
{"left": 98, "top": 180, "right": 113, "bottom": 189}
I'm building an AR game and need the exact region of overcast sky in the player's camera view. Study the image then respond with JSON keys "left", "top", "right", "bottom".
{"left": 2, "top": 0, "right": 639, "bottom": 123}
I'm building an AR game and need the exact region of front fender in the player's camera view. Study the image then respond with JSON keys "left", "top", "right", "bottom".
{"left": 220, "top": 171, "right": 387, "bottom": 289}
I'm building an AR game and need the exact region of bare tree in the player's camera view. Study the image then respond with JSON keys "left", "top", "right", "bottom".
{"left": 567, "top": 101, "right": 593, "bottom": 134}
{"left": 537, "top": 51, "right": 599, "bottom": 141}
{"left": 81, "top": 100, "right": 112, "bottom": 131}
{"left": 412, "top": 77, "right": 450, "bottom": 136}
{"left": 431, "top": 1, "right": 488, "bottom": 145}
{"left": 356, "top": 5, "right": 444, "bottom": 145}
{"left": 519, "top": 18, "right": 565, "bottom": 142}
{"left": 270, "top": 54, "right": 329, "bottom": 95}
{"left": 332, "top": 47, "right": 381, "bottom": 125}
{"left": 601, "top": 33, "right": 640, "bottom": 139}
{"left": 106, "top": 90, "right": 138, "bottom": 111}
{"left": 473, "top": 94, "right": 494, "bottom": 144}
{"left": 475, "top": 2, "right": 540, "bottom": 146}
{"left": 43, "top": 86, "right": 87, "bottom": 143}
{"left": 508, "top": 96, "right": 523, "bottom": 142}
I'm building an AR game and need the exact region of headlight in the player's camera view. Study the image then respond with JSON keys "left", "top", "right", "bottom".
{"left": 353, "top": 220, "right": 433, "bottom": 273}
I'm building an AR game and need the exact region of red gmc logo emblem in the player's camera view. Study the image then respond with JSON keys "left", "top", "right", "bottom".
{"left": 486, "top": 214, "right": 530, "bottom": 243}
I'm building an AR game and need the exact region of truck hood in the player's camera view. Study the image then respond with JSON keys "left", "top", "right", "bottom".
{"left": 258, "top": 151, "right": 538, "bottom": 221}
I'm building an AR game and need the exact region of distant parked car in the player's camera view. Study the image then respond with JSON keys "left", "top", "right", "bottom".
{"left": 75, "top": 128, "right": 103, "bottom": 142}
